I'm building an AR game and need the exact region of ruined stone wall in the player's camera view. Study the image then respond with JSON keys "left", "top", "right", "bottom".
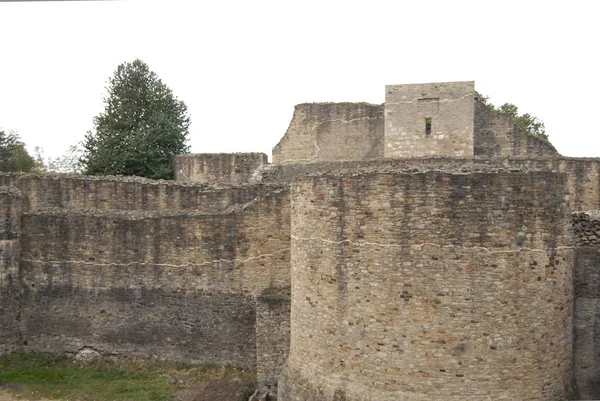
{"left": 18, "top": 187, "right": 291, "bottom": 367}
{"left": 384, "top": 81, "right": 475, "bottom": 158}
{"left": 256, "top": 289, "right": 291, "bottom": 382}
{"left": 254, "top": 157, "right": 501, "bottom": 184}
{"left": 256, "top": 156, "right": 600, "bottom": 213}
{"left": 0, "top": 174, "right": 277, "bottom": 213}
{"left": 506, "top": 158, "right": 600, "bottom": 212}
{"left": 572, "top": 212, "right": 600, "bottom": 400}
{"left": 272, "top": 103, "right": 384, "bottom": 164}
{"left": 280, "top": 168, "right": 574, "bottom": 401}
{"left": 173, "top": 153, "right": 268, "bottom": 185}
{"left": 474, "top": 100, "right": 559, "bottom": 158}
{"left": 0, "top": 188, "right": 22, "bottom": 353}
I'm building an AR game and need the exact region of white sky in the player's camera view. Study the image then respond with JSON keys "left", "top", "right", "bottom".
{"left": 0, "top": 0, "right": 598, "bottom": 161}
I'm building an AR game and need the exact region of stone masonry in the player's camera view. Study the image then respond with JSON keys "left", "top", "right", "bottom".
{"left": 0, "top": 81, "right": 599, "bottom": 400}
{"left": 279, "top": 167, "right": 574, "bottom": 401}
{"left": 385, "top": 81, "right": 475, "bottom": 158}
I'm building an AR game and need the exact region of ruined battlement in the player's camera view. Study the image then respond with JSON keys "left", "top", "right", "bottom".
{"left": 1, "top": 82, "right": 599, "bottom": 400}
{"left": 172, "top": 152, "right": 268, "bottom": 185}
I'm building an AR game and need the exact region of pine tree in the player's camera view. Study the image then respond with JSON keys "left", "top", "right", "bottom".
{"left": 81, "top": 59, "right": 190, "bottom": 179}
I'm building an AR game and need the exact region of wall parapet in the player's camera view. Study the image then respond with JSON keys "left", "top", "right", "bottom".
{"left": 0, "top": 173, "right": 284, "bottom": 213}
{"left": 173, "top": 153, "right": 268, "bottom": 185}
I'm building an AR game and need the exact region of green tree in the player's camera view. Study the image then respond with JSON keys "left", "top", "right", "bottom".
{"left": 476, "top": 92, "right": 548, "bottom": 141}
{"left": 498, "top": 103, "right": 547, "bottom": 141}
{"left": 81, "top": 59, "right": 190, "bottom": 179}
{"left": 0, "top": 130, "right": 39, "bottom": 173}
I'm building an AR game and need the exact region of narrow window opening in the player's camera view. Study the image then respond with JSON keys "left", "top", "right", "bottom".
{"left": 425, "top": 118, "right": 432, "bottom": 136}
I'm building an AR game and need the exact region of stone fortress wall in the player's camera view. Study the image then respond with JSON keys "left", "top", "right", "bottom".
{"left": 173, "top": 153, "right": 268, "bottom": 185}
{"left": 272, "top": 103, "right": 384, "bottom": 164}
{"left": 384, "top": 81, "right": 475, "bottom": 157}
{"left": 0, "top": 174, "right": 292, "bottom": 373}
{"left": 280, "top": 168, "right": 574, "bottom": 401}
{"left": 1, "top": 81, "right": 600, "bottom": 400}
{"left": 0, "top": 187, "right": 23, "bottom": 354}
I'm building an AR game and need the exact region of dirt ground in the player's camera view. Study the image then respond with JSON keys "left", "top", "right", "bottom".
{"left": 0, "top": 387, "right": 55, "bottom": 401}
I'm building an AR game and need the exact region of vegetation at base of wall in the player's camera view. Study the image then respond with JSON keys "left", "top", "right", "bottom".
{"left": 475, "top": 92, "right": 549, "bottom": 141}
{"left": 0, "top": 352, "right": 255, "bottom": 401}
{"left": 81, "top": 59, "right": 191, "bottom": 180}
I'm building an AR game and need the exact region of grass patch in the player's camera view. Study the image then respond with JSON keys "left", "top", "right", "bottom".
{"left": 0, "top": 352, "right": 255, "bottom": 401}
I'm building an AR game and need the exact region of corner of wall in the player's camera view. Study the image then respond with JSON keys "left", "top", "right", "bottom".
{"left": 256, "top": 287, "right": 291, "bottom": 383}
{"left": 0, "top": 186, "right": 23, "bottom": 354}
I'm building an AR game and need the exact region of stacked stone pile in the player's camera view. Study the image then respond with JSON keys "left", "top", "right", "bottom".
{"left": 573, "top": 211, "right": 600, "bottom": 246}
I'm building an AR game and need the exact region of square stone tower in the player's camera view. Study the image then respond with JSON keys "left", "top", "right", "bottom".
{"left": 384, "top": 81, "right": 475, "bottom": 157}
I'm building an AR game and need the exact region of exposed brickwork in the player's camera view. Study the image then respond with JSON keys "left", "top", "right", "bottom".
{"left": 280, "top": 168, "right": 574, "bottom": 401}
{"left": 173, "top": 153, "right": 268, "bottom": 185}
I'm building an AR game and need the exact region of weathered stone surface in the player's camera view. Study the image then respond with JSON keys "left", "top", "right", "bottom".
{"left": 0, "top": 173, "right": 285, "bottom": 213}
{"left": 474, "top": 98, "right": 558, "bottom": 158}
{"left": 506, "top": 158, "right": 600, "bottom": 212}
{"left": 572, "top": 212, "right": 600, "bottom": 399}
{"left": 0, "top": 187, "right": 22, "bottom": 354}
{"left": 2, "top": 81, "right": 600, "bottom": 401}
{"left": 281, "top": 169, "right": 574, "bottom": 401}
{"left": 173, "top": 153, "right": 268, "bottom": 185}
{"left": 256, "top": 289, "right": 291, "bottom": 382}
{"left": 22, "top": 286, "right": 258, "bottom": 366}
{"left": 385, "top": 81, "right": 475, "bottom": 158}
{"left": 16, "top": 185, "right": 290, "bottom": 367}
{"left": 272, "top": 103, "right": 384, "bottom": 164}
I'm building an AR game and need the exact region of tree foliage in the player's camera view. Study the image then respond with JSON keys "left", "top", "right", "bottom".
{"left": 476, "top": 92, "right": 548, "bottom": 141}
{"left": 0, "top": 130, "right": 40, "bottom": 173}
{"left": 498, "top": 103, "right": 547, "bottom": 141}
{"left": 81, "top": 59, "right": 190, "bottom": 179}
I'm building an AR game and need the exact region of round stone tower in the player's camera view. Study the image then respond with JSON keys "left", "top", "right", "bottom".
{"left": 279, "top": 168, "right": 574, "bottom": 401}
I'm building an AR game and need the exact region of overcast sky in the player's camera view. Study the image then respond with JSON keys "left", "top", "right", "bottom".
{"left": 1, "top": 0, "right": 598, "bottom": 161}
